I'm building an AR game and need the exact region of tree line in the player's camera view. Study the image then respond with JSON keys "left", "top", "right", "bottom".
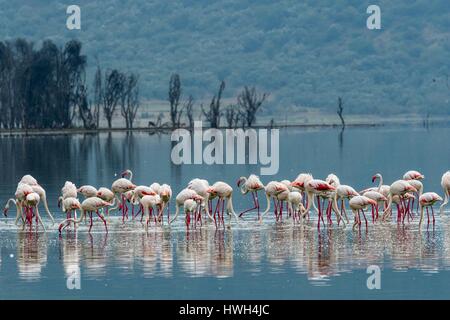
{"left": 158, "top": 73, "right": 268, "bottom": 130}
{"left": 0, "top": 38, "right": 268, "bottom": 131}
{"left": 0, "top": 38, "right": 140, "bottom": 130}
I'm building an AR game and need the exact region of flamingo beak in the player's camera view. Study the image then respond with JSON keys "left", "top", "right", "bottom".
{"left": 236, "top": 179, "right": 242, "bottom": 187}
{"left": 3, "top": 208, "right": 8, "bottom": 217}
{"left": 371, "top": 176, "right": 377, "bottom": 183}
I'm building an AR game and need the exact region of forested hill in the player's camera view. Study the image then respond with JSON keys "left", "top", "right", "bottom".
{"left": 0, "top": 0, "right": 449, "bottom": 115}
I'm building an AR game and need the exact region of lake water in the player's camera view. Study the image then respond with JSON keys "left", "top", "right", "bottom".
{"left": 1, "top": 125, "right": 450, "bottom": 299}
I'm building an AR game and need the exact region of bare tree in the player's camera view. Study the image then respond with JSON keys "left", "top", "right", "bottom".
{"left": 337, "top": 96, "right": 345, "bottom": 129}
{"left": 93, "top": 64, "right": 102, "bottom": 128}
{"left": 169, "top": 74, "right": 182, "bottom": 128}
{"left": 120, "top": 73, "right": 140, "bottom": 129}
{"left": 103, "top": 69, "right": 125, "bottom": 129}
{"left": 202, "top": 80, "right": 225, "bottom": 128}
{"left": 225, "top": 104, "right": 242, "bottom": 129}
{"left": 237, "top": 86, "right": 268, "bottom": 127}
{"left": 77, "top": 84, "right": 97, "bottom": 129}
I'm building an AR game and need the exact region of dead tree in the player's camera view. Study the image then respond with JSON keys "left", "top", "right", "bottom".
{"left": 337, "top": 96, "right": 345, "bottom": 129}
{"left": 77, "top": 84, "right": 96, "bottom": 129}
{"left": 103, "top": 69, "right": 125, "bottom": 128}
{"left": 202, "top": 80, "right": 225, "bottom": 128}
{"left": 237, "top": 86, "right": 268, "bottom": 127}
{"left": 93, "top": 64, "right": 102, "bottom": 128}
{"left": 168, "top": 74, "right": 182, "bottom": 128}
{"left": 225, "top": 104, "right": 242, "bottom": 129}
{"left": 120, "top": 73, "right": 140, "bottom": 129}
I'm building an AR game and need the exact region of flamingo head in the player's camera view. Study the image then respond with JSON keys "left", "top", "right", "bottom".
{"left": 121, "top": 170, "right": 131, "bottom": 178}
{"left": 71, "top": 201, "right": 81, "bottom": 210}
{"left": 3, "top": 207, "right": 8, "bottom": 217}
{"left": 236, "top": 178, "right": 243, "bottom": 187}
{"left": 371, "top": 175, "right": 378, "bottom": 183}
{"left": 206, "top": 187, "right": 217, "bottom": 196}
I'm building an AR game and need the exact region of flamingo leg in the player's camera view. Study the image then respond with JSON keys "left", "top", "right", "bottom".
{"left": 426, "top": 207, "right": 430, "bottom": 225}
{"left": 88, "top": 211, "right": 93, "bottom": 233}
{"left": 431, "top": 206, "right": 435, "bottom": 225}
{"left": 316, "top": 196, "right": 321, "bottom": 228}
{"left": 361, "top": 209, "right": 368, "bottom": 229}
{"left": 96, "top": 210, "right": 108, "bottom": 233}
{"left": 239, "top": 191, "right": 259, "bottom": 217}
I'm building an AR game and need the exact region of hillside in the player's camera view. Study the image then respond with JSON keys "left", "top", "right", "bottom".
{"left": 0, "top": 0, "right": 449, "bottom": 117}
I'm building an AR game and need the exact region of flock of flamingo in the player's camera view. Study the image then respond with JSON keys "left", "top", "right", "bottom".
{"left": 2, "top": 169, "right": 450, "bottom": 233}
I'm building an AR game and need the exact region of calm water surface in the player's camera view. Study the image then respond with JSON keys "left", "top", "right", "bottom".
{"left": 0, "top": 125, "right": 450, "bottom": 299}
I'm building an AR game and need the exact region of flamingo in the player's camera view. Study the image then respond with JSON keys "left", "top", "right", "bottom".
{"left": 77, "top": 185, "right": 98, "bottom": 198}
{"left": 20, "top": 192, "right": 46, "bottom": 231}
{"left": 130, "top": 186, "right": 157, "bottom": 220}
{"left": 58, "top": 181, "right": 77, "bottom": 208}
{"left": 150, "top": 182, "right": 161, "bottom": 195}
{"left": 4, "top": 183, "right": 33, "bottom": 225}
{"left": 159, "top": 184, "right": 172, "bottom": 222}
{"left": 169, "top": 188, "right": 205, "bottom": 225}
{"left": 6, "top": 192, "right": 45, "bottom": 231}
{"left": 418, "top": 192, "right": 443, "bottom": 228}
{"left": 140, "top": 194, "right": 164, "bottom": 230}
{"left": 19, "top": 174, "right": 38, "bottom": 186}
{"left": 29, "top": 184, "right": 55, "bottom": 224}
{"left": 96, "top": 187, "right": 115, "bottom": 218}
{"left": 439, "top": 171, "right": 450, "bottom": 215}
{"left": 61, "top": 197, "right": 81, "bottom": 223}
{"left": 291, "top": 173, "right": 313, "bottom": 206}
{"left": 331, "top": 184, "right": 359, "bottom": 225}
{"left": 361, "top": 190, "right": 388, "bottom": 222}
{"left": 59, "top": 197, "right": 113, "bottom": 233}
{"left": 287, "top": 191, "right": 305, "bottom": 223}
{"left": 406, "top": 179, "right": 423, "bottom": 214}
{"left": 349, "top": 196, "right": 377, "bottom": 230}
{"left": 360, "top": 173, "right": 390, "bottom": 198}
{"left": 111, "top": 176, "right": 136, "bottom": 222}
{"left": 260, "top": 181, "right": 289, "bottom": 222}
{"left": 206, "top": 181, "right": 239, "bottom": 226}
{"left": 187, "top": 178, "right": 212, "bottom": 220}
{"left": 303, "top": 179, "right": 336, "bottom": 228}
{"left": 382, "top": 180, "right": 417, "bottom": 222}
{"left": 121, "top": 169, "right": 133, "bottom": 181}
{"left": 183, "top": 199, "right": 198, "bottom": 228}
{"left": 403, "top": 170, "right": 424, "bottom": 181}
{"left": 237, "top": 174, "right": 264, "bottom": 218}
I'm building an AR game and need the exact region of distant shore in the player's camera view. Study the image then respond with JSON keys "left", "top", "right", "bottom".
{"left": 1, "top": 116, "right": 447, "bottom": 136}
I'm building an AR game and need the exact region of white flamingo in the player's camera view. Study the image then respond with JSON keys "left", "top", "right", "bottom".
{"left": 349, "top": 196, "right": 377, "bottom": 231}
{"left": 206, "top": 181, "right": 239, "bottom": 226}
{"left": 418, "top": 192, "right": 443, "bottom": 228}
{"left": 59, "top": 197, "right": 113, "bottom": 233}
{"left": 237, "top": 174, "right": 265, "bottom": 218}
{"left": 440, "top": 171, "right": 450, "bottom": 215}
{"left": 169, "top": 188, "right": 205, "bottom": 225}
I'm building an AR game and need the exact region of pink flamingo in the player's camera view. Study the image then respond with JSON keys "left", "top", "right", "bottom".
{"left": 303, "top": 179, "right": 336, "bottom": 228}
{"left": 382, "top": 180, "right": 417, "bottom": 222}
{"left": 260, "top": 181, "right": 289, "bottom": 222}
{"left": 439, "top": 171, "right": 450, "bottom": 215}
{"left": 206, "top": 181, "right": 239, "bottom": 227}
{"left": 237, "top": 174, "right": 265, "bottom": 218}
{"left": 349, "top": 195, "right": 377, "bottom": 230}
{"left": 59, "top": 197, "right": 113, "bottom": 233}
{"left": 418, "top": 192, "right": 443, "bottom": 228}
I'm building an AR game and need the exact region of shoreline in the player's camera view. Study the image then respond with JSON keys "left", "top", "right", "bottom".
{"left": 0, "top": 117, "right": 445, "bottom": 136}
